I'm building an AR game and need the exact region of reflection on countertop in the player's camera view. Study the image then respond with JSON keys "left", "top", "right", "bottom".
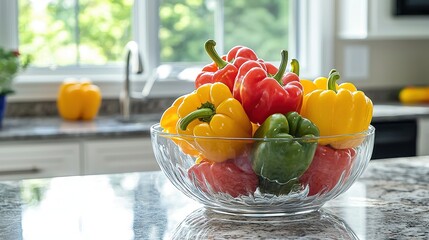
{"left": 173, "top": 208, "right": 359, "bottom": 239}
{"left": 0, "top": 156, "right": 427, "bottom": 239}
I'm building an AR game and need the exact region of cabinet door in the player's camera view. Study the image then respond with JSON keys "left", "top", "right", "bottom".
{"left": 0, "top": 142, "right": 81, "bottom": 180}
{"left": 84, "top": 138, "right": 158, "bottom": 175}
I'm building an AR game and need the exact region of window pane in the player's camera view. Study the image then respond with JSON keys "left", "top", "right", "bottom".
{"left": 224, "top": 0, "right": 290, "bottom": 61}
{"left": 159, "top": 0, "right": 215, "bottom": 63}
{"left": 19, "top": 0, "right": 77, "bottom": 67}
{"left": 159, "top": 0, "right": 290, "bottom": 63}
{"left": 79, "top": 0, "right": 133, "bottom": 65}
{"left": 18, "top": 0, "right": 133, "bottom": 68}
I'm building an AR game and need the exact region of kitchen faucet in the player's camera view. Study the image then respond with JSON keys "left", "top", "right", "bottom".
{"left": 120, "top": 41, "right": 157, "bottom": 121}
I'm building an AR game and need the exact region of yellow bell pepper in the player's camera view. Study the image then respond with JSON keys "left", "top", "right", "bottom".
{"left": 300, "top": 70, "right": 373, "bottom": 149}
{"left": 160, "top": 95, "right": 201, "bottom": 157}
{"left": 399, "top": 86, "right": 429, "bottom": 104}
{"left": 167, "top": 82, "right": 252, "bottom": 162}
{"left": 57, "top": 80, "right": 102, "bottom": 121}
{"left": 300, "top": 69, "right": 339, "bottom": 96}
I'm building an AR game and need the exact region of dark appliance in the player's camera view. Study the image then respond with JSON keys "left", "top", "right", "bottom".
{"left": 394, "top": 0, "right": 429, "bottom": 16}
{"left": 371, "top": 119, "right": 417, "bottom": 159}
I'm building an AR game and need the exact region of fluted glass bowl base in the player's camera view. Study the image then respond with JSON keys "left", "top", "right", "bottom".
{"left": 208, "top": 206, "right": 321, "bottom": 218}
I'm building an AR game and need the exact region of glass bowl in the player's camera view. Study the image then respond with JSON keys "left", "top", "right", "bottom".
{"left": 150, "top": 123, "right": 375, "bottom": 217}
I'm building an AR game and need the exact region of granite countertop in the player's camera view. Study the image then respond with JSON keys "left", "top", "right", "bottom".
{"left": 1, "top": 104, "right": 429, "bottom": 142}
{"left": 372, "top": 103, "right": 429, "bottom": 122}
{"left": 0, "top": 156, "right": 428, "bottom": 239}
{"left": 0, "top": 113, "right": 162, "bottom": 142}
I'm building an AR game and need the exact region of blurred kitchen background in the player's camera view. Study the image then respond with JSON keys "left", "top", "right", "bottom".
{"left": 2, "top": 0, "right": 429, "bottom": 101}
{"left": 0, "top": 0, "right": 428, "bottom": 181}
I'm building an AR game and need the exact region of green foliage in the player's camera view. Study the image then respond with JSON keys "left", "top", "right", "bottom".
{"left": 159, "top": 0, "right": 289, "bottom": 62}
{"left": 159, "top": 0, "right": 214, "bottom": 62}
{"left": 79, "top": 0, "right": 133, "bottom": 64}
{"left": 19, "top": 0, "right": 132, "bottom": 67}
{"left": 0, "top": 48, "right": 31, "bottom": 95}
{"left": 19, "top": 0, "right": 289, "bottom": 67}
{"left": 224, "top": 0, "right": 289, "bottom": 61}
{"left": 20, "top": 179, "right": 50, "bottom": 206}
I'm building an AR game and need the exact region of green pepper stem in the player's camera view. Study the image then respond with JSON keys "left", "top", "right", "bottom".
{"left": 272, "top": 50, "right": 288, "bottom": 84}
{"left": 329, "top": 69, "right": 337, "bottom": 76}
{"left": 327, "top": 71, "right": 340, "bottom": 93}
{"left": 290, "top": 59, "right": 299, "bottom": 76}
{"left": 205, "top": 39, "right": 227, "bottom": 69}
{"left": 179, "top": 108, "right": 215, "bottom": 130}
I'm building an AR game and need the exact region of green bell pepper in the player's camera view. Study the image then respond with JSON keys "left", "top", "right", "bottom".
{"left": 251, "top": 112, "right": 320, "bottom": 195}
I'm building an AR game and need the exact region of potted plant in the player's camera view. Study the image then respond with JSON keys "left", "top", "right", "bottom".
{"left": 0, "top": 47, "right": 31, "bottom": 127}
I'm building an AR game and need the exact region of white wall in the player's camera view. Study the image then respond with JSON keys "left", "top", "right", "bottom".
{"left": 334, "top": 39, "right": 429, "bottom": 88}
{"left": 333, "top": 0, "right": 429, "bottom": 89}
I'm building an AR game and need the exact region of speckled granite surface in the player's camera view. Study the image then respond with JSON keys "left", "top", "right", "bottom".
{"left": 0, "top": 98, "right": 171, "bottom": 141}
{"left": 4, "top": 98, "right": 175, "bottom": 117}
{"left": 0, "top": 114, "right": 161, "bottom": 141}
{"left": 0, "top": 157, "right": 427, "bottom": 239}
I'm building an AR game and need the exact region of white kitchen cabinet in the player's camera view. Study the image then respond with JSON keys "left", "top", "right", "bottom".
{"left": 338, "top": 0, "right": 429, "bottom": 39}
{"left": 0, "top": 137, "right": 158, "bottom": 180}
{"left": 0, "top": 141, "right": 81, "bottom": 180}
{"left": 83, "top": 138, "right": 159, "bottom": 175}
{"left": 417, "top": 118, "right": 429, "bottom": 156}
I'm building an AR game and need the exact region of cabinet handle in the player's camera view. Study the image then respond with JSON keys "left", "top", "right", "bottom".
{"left": 0, "top": 167, "right": 40, "bottom": 176}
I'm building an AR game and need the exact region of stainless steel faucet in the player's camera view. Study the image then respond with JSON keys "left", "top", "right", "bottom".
{"left": 120, "top": 41, "right": 158, "bottom": 121}
{"left": 120, "top": 41, "right": 144, "bottom": 121}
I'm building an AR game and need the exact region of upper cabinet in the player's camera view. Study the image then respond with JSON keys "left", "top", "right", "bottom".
{"left": 338, "top": 0, "right": 429, "bottom": 39}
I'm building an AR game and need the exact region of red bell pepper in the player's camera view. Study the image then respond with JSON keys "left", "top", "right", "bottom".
{"left": 188, "top": 154, "right": 258, "bottom": 198}
{"left": 282, "top": 59, "right": 300, "bottom": 85}
{"left": 226, "top": 45, "right": 258, "bottom": 69}
{"left": 300, "top": 145, "right": 357, "bottom": 196}
{"left": 259, "top": 60, "right": 278, "bottom": 76}
{"left": 195, "top": 40, "right": 238, "bottom": 92}
{"left": 226, "top": 45, "right": 279, "bottom": 76}
{"left": 233, "top": 60, "right": 265, "bottom": 103}
{"left": 194, "top": 62, "right": 218, "bottom": 88}
{"left": 235, "top": 50, "right": 304, "bottom": 124}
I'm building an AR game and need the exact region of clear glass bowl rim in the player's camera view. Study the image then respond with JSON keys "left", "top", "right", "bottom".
{"left": 150, "top": 123, "right": 375, "bottom": 141}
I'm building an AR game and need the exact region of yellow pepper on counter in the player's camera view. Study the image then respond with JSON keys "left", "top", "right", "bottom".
{"left": 399, "top": 86, "right": 429, "bottom": 104}
{"left": 57, "top": 80, "right": 102, "bottom": 121}
{"left": 161, "top": 82, "right": 253, "bottom": 162}
{"left": 300, "top": 70, "right": 373, "bottom": 148}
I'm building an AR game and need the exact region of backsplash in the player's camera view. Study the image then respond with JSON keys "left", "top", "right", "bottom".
{"left": 4, "top": 97, "right": 176, "bottom": 118}
{"left": 361, "top": 87, "right": 402, "bottom": 103}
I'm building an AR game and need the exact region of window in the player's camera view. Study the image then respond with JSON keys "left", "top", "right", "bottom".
{"left": 158, "top": 0, "right": 290, "bottom": 63}
{"left": 19, "top": 0, "right": 133, "bottom": 67}
{"left": 0, "top": 0, "right": 334, "bottom": 100}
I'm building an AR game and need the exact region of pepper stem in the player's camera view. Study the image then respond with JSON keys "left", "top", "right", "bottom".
{"left": 179, "top": 102, "right": 216, "bottom": 130}
{"left": 327, "top": 71, "right": 340, "bottom": 93}
{"left": 329, "top": 69, "right": 337, "bottom": 76}
{"left": 205, "top": 39, "right": 227, "bottom": 69}
{"left": 272, "top": 50, "right": 288, "bottom": 84}
{"left": 290, "top": 59, "right": 299, "bottom": 76}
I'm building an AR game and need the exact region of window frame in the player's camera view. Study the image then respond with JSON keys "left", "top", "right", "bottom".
{"left": 0, "top": 0, "right": 334, "bottom": 102}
